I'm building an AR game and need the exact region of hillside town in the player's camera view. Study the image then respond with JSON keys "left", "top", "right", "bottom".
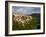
{"left": 13, "top": 13, "right": 32, "bottom": 26}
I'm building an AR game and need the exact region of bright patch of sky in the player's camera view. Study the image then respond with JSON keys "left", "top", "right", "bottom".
{"left": 12, "top": 6, "right": 40, "bottom": 15}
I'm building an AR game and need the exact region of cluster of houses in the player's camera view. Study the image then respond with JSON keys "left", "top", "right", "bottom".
{"left": 13, "top": 13, "right": 32, "bottom": 26}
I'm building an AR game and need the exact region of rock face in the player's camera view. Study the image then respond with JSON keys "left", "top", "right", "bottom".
{"left": 13, "top": 14, "right": 32, "bottom": 24}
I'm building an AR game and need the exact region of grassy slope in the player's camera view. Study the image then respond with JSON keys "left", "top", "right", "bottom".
{"left": 12, "top": 14, "right": 40, "bottom": 30}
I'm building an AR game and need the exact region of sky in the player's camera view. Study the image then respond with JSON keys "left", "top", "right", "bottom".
{"left": 12, "top": 6, "right": 40, "bottom": 15}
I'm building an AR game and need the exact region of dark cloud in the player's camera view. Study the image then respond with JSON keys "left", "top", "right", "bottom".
{"left": 12, "top": 6, "right": 40, "bottom": 15}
